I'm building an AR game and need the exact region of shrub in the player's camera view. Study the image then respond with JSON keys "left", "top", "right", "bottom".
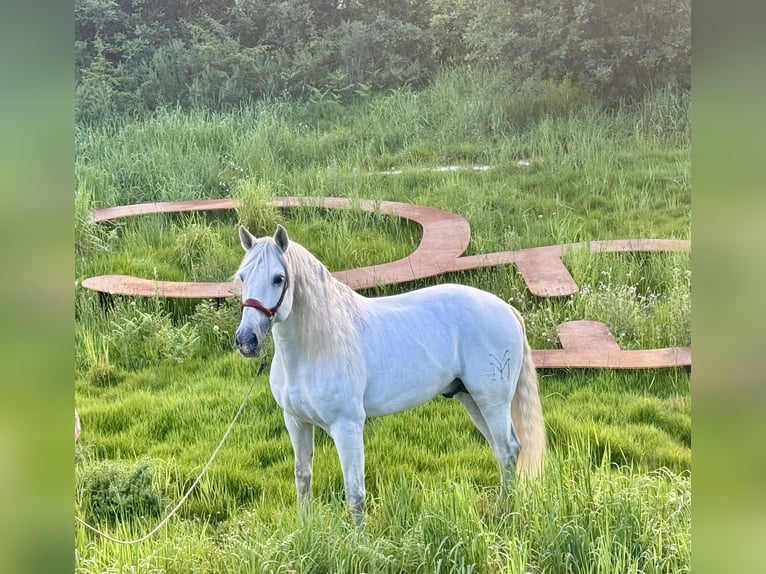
{"left": 78, "top": 459, "right": 165, "bottom": 525}
{"left": 75, "top": 36, "right": 121, "bottom": 122}
{"left": 172, "top": 215, "right": 239, "bottom": 282}
{"left": 80, "top": 332, "right": 123, "bottom": 387}
{"left": 74, "top": 0, "right": 690, "bottom": 118}
{"left": 190, "top": 299, "right": 241, "bottom": 352}
{"left": 233, "top": 179, "right": 280, "bottom": 235}
{"left": 462, "top": 0, "right": 691, "bottom": 104}
{"left": 107, "top": 304, "right": 200, "bottom": 370}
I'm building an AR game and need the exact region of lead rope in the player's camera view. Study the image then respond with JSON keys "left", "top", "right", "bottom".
{"left": 75, "top": 341, "right": 270, "bottom": 545}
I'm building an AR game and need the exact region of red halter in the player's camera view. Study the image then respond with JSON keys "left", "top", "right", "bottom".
{"left": 240, "top": 268, "right": 290, "bottom": 319}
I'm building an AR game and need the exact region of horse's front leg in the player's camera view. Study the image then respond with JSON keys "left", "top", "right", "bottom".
{"left": 329, "top": 419, "right": 366, "bottom": 526}
{"left": 284, "top": 412, "right": 315, "bottom": 510}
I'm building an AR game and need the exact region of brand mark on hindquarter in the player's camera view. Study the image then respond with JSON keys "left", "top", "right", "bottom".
{"left": 486, "top": 349, "right": 512, "bottom": 380}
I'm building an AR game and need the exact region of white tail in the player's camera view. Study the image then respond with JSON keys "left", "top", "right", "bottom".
{"left": 510, "top": 307, "right": 546, "bottom": 476}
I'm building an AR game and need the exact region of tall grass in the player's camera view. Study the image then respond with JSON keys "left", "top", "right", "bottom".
{"left": 75, "top": 72, "right": 690, "bottom": 572}
{"left": 76, "top": 445, "right": 689, "bottom": 573}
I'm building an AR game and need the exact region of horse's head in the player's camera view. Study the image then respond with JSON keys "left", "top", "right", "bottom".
{"left": 234, "top": 224, "right": 293, "bottom": 357}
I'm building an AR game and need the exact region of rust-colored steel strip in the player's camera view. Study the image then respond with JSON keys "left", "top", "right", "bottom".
{"left": 81, "top": 197, "right": 691, "bottom": 368}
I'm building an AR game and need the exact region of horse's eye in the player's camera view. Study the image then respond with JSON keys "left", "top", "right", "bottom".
{"left": 273, "top": 276, "right": 284, "bottom": 286}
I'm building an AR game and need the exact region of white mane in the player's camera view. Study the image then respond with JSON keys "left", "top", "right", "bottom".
{"left": 283, "top": 240, "right": 363, "bottom": 360}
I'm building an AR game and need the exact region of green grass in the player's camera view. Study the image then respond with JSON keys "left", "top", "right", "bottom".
{"left": 75, "top": 72, "right": 690, "bottom": 572}
{"left": 76, "top": 437, "right": 689, "bottom": 573}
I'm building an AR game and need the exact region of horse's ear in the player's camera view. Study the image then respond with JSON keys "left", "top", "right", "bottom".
{"left": 274, "top": 224, "right": 289, "bottom": 252}
{"left": 239, "top": 225, "right": 257, "bottom": 251}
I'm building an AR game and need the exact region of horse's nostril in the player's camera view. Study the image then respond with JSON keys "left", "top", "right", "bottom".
{"left": 236, "top": 331, "right": 259, "bottom": 349}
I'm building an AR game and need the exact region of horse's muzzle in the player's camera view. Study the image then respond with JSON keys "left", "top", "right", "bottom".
{"left": 235, "top": 331, "right": 261, "bottom": 357}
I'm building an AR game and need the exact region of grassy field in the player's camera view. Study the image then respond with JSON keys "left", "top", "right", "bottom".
{"left": 75, "top": 71, "right": 690, "bottom": 573}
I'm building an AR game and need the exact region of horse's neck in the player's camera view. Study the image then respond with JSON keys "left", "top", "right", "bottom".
{"left": 277, "top": 247, "right": 361, "bottom": 361}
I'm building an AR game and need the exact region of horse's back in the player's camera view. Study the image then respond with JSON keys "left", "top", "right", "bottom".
{"left": 358, "top": 284, "right": 524, "bottom": 416}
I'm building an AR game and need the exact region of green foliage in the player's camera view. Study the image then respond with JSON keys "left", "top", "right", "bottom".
{"left": 77, "top": 459, "right": 166, "bottom": 525}
{"left": 172, "top": 214, "right": 240, "bottom": 282}
{"left": 75, "top": 35, "right": 121, "bottom": 122}
{"left": 569, "top": 254, "right": 692, "bottom": 349}
{"left": 190, "top": 299, "right": 241, "bottom": 352}
{"left": 74, "top": 0, "right": 690, "bottom": 118}
{"left": 79, "top": 330, "right": 123, "bottom": 387}
{"left": 75, "top": 450, "right": 690, "bottom": 572}
{"left": 107, "top": 302, "right": 200, "bottom": 370}
{"left": 511, "top": 251, "right": 692, "bottom": 350}
{"left": 74, "top": 177, "right": 114, "bottom": 256}
{"left": 233, "top": 179, "right": 281, "bottom": 235}
{"left": 463, "top": 0, "right": 691, "bottom": 103}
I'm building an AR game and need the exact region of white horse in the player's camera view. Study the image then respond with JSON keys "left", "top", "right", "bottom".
{"left": 235, "top": 224, "right": 546, "bottom": 523}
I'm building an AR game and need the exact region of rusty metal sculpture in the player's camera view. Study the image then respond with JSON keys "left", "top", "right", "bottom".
{"left": 82, "top": 197, "right": 690, "bottom": 369}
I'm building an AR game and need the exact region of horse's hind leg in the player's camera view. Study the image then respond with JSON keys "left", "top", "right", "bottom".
{"left": 473, "top": 400, "right": 521, "bottom": 497}
{"left": 456, "top": 393, "right": 494, "bottom": 452}
{"left": 284, "top": 412, "right": 315, "bottom": 510}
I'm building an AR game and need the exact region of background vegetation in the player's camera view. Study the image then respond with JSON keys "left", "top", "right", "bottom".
{"left": 75, "top": 0, "right": 690, "bottom": 120}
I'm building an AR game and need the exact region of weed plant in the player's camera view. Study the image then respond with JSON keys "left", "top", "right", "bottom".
{"left": 75, "top": 75, "right": 690, "bottom": 572}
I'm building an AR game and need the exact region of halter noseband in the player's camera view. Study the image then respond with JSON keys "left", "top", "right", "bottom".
{"left": 240, "top": 267, "right": 290, "bottom": 320}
